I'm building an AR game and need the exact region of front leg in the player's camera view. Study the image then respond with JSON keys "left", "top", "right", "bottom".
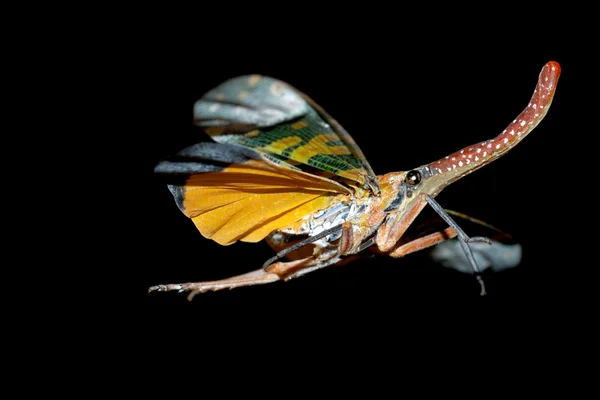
{"left": 377, "top": 194, "right": 490, "bottom": 295}
{"left": 376, "top": 194, "right": 429, "bottom": 253}
{"left": 387, "top": 224, "right": 488, "bottom": 296}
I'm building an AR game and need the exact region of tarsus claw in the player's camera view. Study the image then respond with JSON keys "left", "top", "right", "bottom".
{"left": 148, "top": 284, "right": 185, "bottom": 293}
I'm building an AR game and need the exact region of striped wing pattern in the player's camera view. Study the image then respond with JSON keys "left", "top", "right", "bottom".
{"left": 194, "top": 75, "right": 373, "bottom": 187}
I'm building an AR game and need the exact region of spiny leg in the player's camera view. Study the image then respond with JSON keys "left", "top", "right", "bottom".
{"left": 425, "top": 195, "right": 490, "bottom": 296}
{"left": 150, "top": 224, "right": 355, "bottom": 300}
{"left": 148, "top": 268, "right": 282, "bottom": 301}
{"left": 148, "top": 255, "right": 335, "bottom": 301}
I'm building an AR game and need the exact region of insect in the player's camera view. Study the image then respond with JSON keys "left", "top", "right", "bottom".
{"left": 150, "top": 61, "right": 560, "bottom": 300}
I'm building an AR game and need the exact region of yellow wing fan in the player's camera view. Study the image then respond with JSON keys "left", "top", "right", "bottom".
{"left": 167, "top": 158, "right": 349, "bottom": 245}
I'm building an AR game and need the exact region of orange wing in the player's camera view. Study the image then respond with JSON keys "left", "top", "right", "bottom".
{"left": 156, "top": 143, "right": 350, "bottom": 245}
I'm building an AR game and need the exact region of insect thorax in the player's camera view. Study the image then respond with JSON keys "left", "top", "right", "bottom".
{"left": 265, "top": 193, "right": 376, "bottom": 260}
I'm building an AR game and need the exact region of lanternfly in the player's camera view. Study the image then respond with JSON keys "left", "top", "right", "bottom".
{"left": 150, "top": 61, "right": 560, "bottom": 300}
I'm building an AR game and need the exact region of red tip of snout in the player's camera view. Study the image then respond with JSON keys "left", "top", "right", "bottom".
{"left": 544, "top": 61, "right": 561, "bottom": 80}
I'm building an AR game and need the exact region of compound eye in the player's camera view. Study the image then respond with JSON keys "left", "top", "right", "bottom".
{"left": 406, "top": 170, "right": 421, "bottom": 186}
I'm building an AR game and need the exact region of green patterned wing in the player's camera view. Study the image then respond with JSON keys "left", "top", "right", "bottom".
{"left": 193, "top": 74, "right": 379, "bottom": 193}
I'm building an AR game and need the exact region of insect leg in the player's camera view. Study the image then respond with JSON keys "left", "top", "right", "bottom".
{"left": 149, "top": 252, "right": 350, "bottom": 301}
{"left": 266, "top": 222, "right": 355, "bottom": 277}
{"left": 148, "top": 269, "right": 282, "bottom": 301}
{"left": 265, "top": 255, "right": 341, "bottom": 279}
{"left": 388, "top": 227, "right": 489, "bottom": 294}
{"left": 149, "top": 224, "right": 358, "bottom": 300}
{"left": 388, "top": 227, "right": 457, "bottom": 258}
{"left": 262, "top": 224, "right": 344, "bottom": 270}
{"left": 425, "top": 195, "right": 489, "bottom": 295}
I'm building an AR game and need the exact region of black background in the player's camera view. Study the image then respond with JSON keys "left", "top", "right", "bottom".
{"left": 132, "top": 22, "right": 581, "bottom": 307}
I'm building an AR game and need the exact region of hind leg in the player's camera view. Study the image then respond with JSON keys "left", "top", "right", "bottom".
{"left": 149, "top": 223, "right": 355, "bottom": 300}
{"left": 149, "top": 255, "right": 329, "bottom": 301}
